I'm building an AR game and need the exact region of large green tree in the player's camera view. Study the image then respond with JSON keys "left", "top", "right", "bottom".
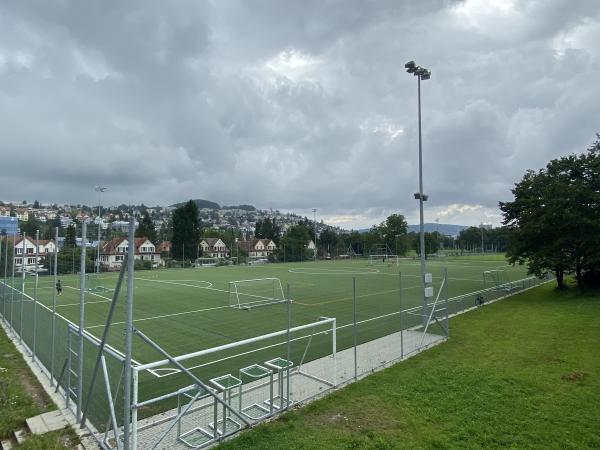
{"left": 365, "top": 213, "right": 408, "bottom": 255}
{"left": 171, "top": 200, "right": 201, "bottom": 261}
{"left": 136, "top": 211, "right": 157, "bottom": 242}
{"left": 500, "top": 136, "right": 600, "bottom": 288}
{"left": 278, "top": 224, "right": 311, "bottom": 262}
{"left": 255, "top": 218, "right": 282, "bottom": 243}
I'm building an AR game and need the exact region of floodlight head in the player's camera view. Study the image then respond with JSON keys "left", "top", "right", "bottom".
{"left": 95, "top": 186, "right": 108, "bottom": 193}
{"left": 405, "top": 60, "right": 416, "bottom": 70}
{"left": 415, "top": 67, "right": 426, "bottom": 76}
{"left": 421, "top": 70, "right": 431, "bottom": 80}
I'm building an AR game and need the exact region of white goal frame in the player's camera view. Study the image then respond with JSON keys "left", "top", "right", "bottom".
{"left": 229, "top": 277, "right": 287, "bottom": 310}
{"left": 483, "top": 269, "right": 512, "bottom": 291}
{"left": 368, "top": 254, "right": 399, "bottom": 266}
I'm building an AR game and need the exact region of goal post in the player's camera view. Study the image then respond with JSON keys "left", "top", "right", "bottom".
{"left": 229, "top": 278, "right": 287, "bottom": 310}
{"left": 368, "top": 254, "right": 399, "bottom": 266}
{"left": 483, "top": 269, "right": 511, "bottom": 291}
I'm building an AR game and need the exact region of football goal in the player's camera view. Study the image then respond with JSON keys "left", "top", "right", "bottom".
{"left": 79, "top": 273, "right": 112, "bottom": 293}
{"left": 368, "top": 254, "right": 398, "bottom": 266}
{"left": 229, "top": 278, "right": 287, "bottom": 310}
{"left": 483, "top": 269, "right": 512, "bottom": 291}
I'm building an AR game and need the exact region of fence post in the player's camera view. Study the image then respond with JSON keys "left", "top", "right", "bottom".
{"left": 32, "top": 230, "right": 39, "bottom": 362}
{"left": 51, "top": 226, "right": 58, "bottom": 386}
{"left": 352, "top": 277, "right": 357, "bottom": 381}
{"left": 286, "top": 283, "right": 291, "bottom": 410}
{"left": 123, "top": 217, "right": 136, "bottom": 450}
{"left": 0, "top": 234, "right": 3, "bottom": 317}
{"left": 19, "top": 233, "right": 26, "bottom": 343}
{"left": 444, "top": 267, "right": 449, "bottom": 338}
{"left": 77, "top": 221, "right": 87, "bottom": 422}
{"left": 399, "top": 272, "right": 403, "bottom": 360}
{"left": 10, "top": 229, "right": 16, "bottom": 332}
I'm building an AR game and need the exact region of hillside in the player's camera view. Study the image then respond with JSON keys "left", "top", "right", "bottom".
{"left": 407, "top": 222, "right": 468, "bottom": 236}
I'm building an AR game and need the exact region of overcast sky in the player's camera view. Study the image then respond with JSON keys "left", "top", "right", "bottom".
{"left": 1, "top": 1, "right": 599, "bottom": 229}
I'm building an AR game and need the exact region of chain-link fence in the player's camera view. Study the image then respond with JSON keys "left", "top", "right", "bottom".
{"left": 0, "top": 228, "right": 554, "bottom": 449}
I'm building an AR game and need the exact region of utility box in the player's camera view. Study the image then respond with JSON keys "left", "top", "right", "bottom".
{"left": 424, "top": 287, "right": 434, "bottom": 298}
{"left": 424, "top": 273, "right": 433, "bottom": 284}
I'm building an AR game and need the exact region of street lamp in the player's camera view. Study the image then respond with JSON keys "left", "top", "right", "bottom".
{"left": 405, "top": 60, "right": 431, "bottom": 325}
{"left": 312, "top": 208, "right": 317, "bottom": 261}
{"left": 94, "top": 186, "right": 108, "bottom": 273}
{"left": 480, "top": 223, "right": 485, "bottom": 254}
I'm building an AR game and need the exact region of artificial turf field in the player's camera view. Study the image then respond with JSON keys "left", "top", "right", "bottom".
{"left": 14, "top": 254, "right": 527, "bottom": 359}
{"left": 1, "top": 254, "right": 530, "bottom": 423}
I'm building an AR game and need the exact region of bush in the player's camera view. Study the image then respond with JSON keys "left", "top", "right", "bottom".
{"left": 134, "top": 259, "right": 152, "bottom": 271}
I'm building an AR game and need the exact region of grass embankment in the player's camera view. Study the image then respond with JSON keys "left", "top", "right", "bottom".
{"left": 220, "top": 282, "right": 600, "bottom": 449}
{"left": 0, "top": 326, "right": 78, "bottom": 449}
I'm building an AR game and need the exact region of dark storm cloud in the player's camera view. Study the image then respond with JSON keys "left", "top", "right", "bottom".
{"left": 0, "top": 0, "right": 599, "bottom": 227}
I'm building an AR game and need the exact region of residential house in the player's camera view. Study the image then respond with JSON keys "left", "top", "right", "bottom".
{"left": 100, "top": 237, "right": 161, "bottom": 270}
{"left": 199, "top": 238, "right": 230, "bottom": 258}
{"left": 156, "top": 241, "right": 172, "bottom": 256}
{"left": 236, "top": 239, "right": 277, "bottom": 258}
{"left": 12, "top": 236, "right": 58, "bottom": 272}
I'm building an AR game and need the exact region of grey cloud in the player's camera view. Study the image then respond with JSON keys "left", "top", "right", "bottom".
{"left": 0, "top": 0, "right": 599, "bottom": 227}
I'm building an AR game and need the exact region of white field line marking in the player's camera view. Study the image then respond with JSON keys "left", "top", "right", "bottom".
{"left": 0, "top": 281, "right": 144, "bottom": 366}
{"left": 288, "top": 268, "right": 380, "bottom": 275}
{"left": 376, "top": 273, "right": 483, "bottom": 282}
{"left": 135, "top": 277, "right": 213, "bottom": 289}
{"left": 56, "top": 286, "right": 113, "bottom": 307}
{"left": 86, "top": 303, "right": 232, "bottom": 329}
{"left": 87, "top": 279, "right": 421, "bottom": 328}
{"left": 293, "top": 284, "right": 421, "bottom": 307}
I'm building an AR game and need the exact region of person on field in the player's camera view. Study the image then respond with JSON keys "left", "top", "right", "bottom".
{"left": 56, "top": 279, "right": 62, "bottom": 296}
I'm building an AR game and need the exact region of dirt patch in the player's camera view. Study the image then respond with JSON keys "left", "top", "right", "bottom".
{"left": 561, "top": 371, "right": 587, "bottom": 382}
{"left": 18, "top": 367, "right": 52, "bottom": 410}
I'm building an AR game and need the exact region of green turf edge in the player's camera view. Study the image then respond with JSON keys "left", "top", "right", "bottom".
{"left": 217, "top": 282, "right": 600, "bottom": 450}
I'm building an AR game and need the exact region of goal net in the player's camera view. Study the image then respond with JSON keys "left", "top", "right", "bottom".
{"left": 368, "top": 254, "right": 398, "bottom": 266}
{"left": 483, "top": 269, "right": 512, "bottom": 291}
{"left": 80, "top": 273, "right": 112, "bottom": 293}
{"left": 229, "top": 278, "right": 287, "bottom": 309}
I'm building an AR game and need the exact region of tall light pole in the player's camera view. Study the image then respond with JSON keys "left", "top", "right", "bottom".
{"left": 405, "top": 60, "right": 431, "bottom": 325}
{"left": 480, "top": 223, "right": 485, "bottom": 254}
{"left": 312, "top": 208, "right": 317, "bottom": 261}
{"left": 94, "top": 186, "right": 108, "bottom": 273}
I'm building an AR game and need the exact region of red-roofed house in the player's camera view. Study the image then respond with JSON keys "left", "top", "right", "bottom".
{"left": 199, "top": 238, "right": 229, "bottom": 258}
{"left": 100, "top": 237, "right": 161, "bottom": 270}
{"left": 236, "top": 239, "right": 277, "bottom": 258}
{"left": 12, "top": 236, "right": 58, "bottom": 272}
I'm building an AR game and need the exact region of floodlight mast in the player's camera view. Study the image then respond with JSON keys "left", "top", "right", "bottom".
{"left": 94, "top": 186, "right": 108, "bottom": 273}
{"left": 312, "top": 208, "right": 317, "bottom": 261}
{"left": 405, "top": 60, "right": 431, "bottom": 326}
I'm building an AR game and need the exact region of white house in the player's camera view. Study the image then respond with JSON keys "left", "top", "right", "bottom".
{"left": 237, "top": 239, "right": 277, "bottom": 258}
{"left": 199, "top": 238, "right": 230, "bottom": 258}
{"left": 13, "top": 236, "right": 58, "bottom": 272}
{"left": 100, "top": 237, "right": 161, "bottom": 270}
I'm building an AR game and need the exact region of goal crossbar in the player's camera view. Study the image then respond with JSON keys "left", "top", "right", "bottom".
{"left": 229, "top": 277, "right": 287, "bottom": 310}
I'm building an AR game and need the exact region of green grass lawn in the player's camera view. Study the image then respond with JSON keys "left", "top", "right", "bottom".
{"left": 218, "top": 282, "right": 600, "bottom": 449}
{"left": 0, "top": 324, "right": 78, "bottom": 448}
